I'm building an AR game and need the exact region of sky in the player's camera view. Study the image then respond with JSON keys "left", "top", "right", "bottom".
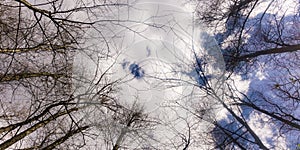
{"left": 70, "top": 0, "right": 299, "bottom": 149}
{"left": 1, "top": 0, "right": 299, "bottom": 149}
{"left": 71, "top": 0, "right": 228, "bottom": 148}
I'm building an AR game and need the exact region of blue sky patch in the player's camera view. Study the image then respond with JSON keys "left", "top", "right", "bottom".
{"left": 129, "top": 63, "right": 145, "bottom": 79}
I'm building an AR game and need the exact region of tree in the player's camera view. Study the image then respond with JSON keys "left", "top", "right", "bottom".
{"left": 2, "top": 0, "right": 298, "bottom": 149}
{"left": 189, "top": 0, "right": 300, "bottom": 149}
{"left": 0, "top": 0, "right": 131, "bottom": 149}
{"left": 0, "top": 0, "right": 167, "bottom": 149}
{"left": 195, "top": 0, "right": 300, "bottom": 71}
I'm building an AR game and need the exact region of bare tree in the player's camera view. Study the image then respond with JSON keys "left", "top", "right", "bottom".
{"left": 176, "top": 0, "right": 300, "bottom": 149}
{"left": 0, "top": 0, "right": 126, "bottom": 149}
{"left": 0, "top": 0, "right": 167, "bottom": 149}
{"left": 2, "top": 0, "right": 298, "bottom": 149}
{"left": 195, "top": 0, "right": 300, "bottom": 71}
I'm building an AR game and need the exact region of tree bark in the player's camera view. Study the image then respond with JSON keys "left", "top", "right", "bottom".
{"left": 0, "top": 44, "right": 70, "bottom": 54}
{"left": 0, "top": 101, "right": 73, "bottom": 134}
{"left": 42, "top": 126, "right": 89, "bottom": 150}
{"left": 0, "top": 107, "right": 78, "bottom": 149}
{"left": 237, "top": 44, "right": 300, "bottom": 61}
{"left": 212, "top": 91, "right": 269, "bottom": 150}
{"left": 0, "top": 72, "right": 68, "bottom": 82}
{"left": 241, "top": 102, "right": 300, "bottom": 130}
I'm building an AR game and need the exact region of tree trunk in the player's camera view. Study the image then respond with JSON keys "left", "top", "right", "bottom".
{"left": 0, "top": 72, "right": 68, "bottom": 82}
{"left": 237, "top": 44, "right": 300, "bottom": 61}
{"left": 42, "top": 126, "right": 89, "bottom": 150}
{"left": 0, "top": 107, "right": 78, "bottom": 149}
